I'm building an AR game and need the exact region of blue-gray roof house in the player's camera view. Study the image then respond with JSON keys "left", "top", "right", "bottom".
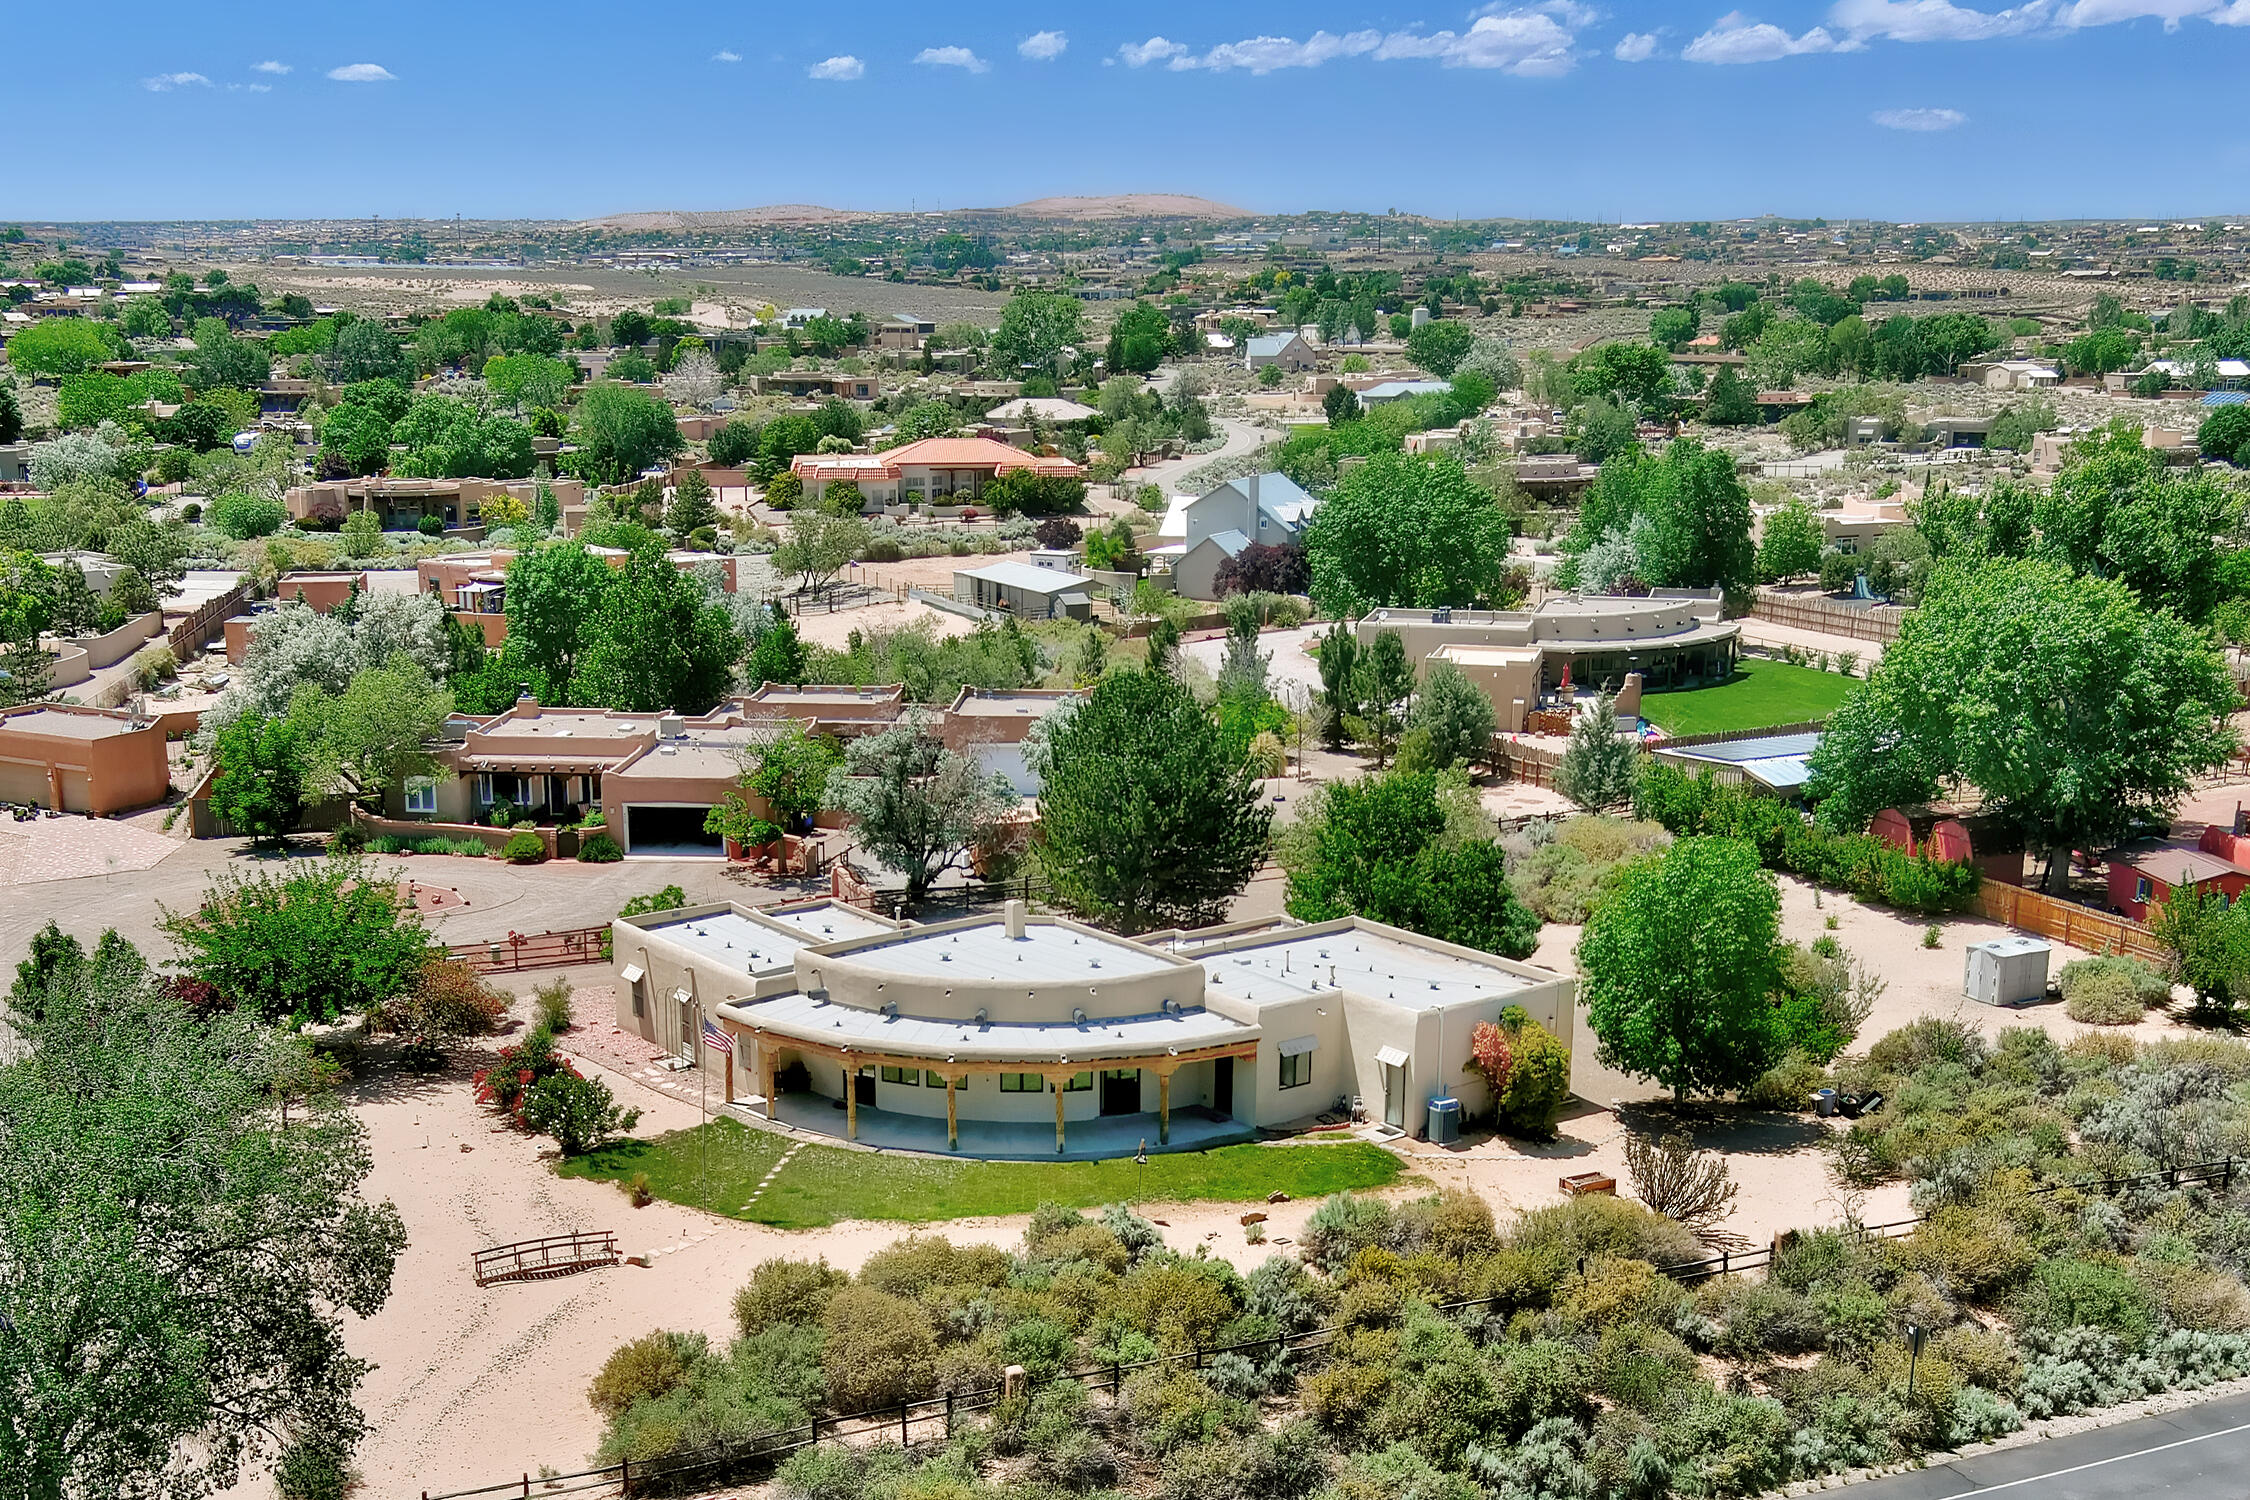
{"left": 1243, "top": 331, "right": 1316, "bottom": 372}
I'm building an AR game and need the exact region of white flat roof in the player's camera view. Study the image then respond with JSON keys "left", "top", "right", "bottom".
{"left": 639, "top": 903, "right": 891, "bottom": 978}
{"left": 1191, "top": 928, "right": 1539, "bottom": 1011}
{"left": 829, "top": 921, "right": 1179, "bottom": 985}
{"left": 722, "top": 990, "right": 1252, "bottom": 1061}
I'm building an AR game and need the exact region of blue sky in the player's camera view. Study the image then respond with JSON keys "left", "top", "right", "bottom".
{"left": 19, "top": 0, "right": 2250, "bottom": 223}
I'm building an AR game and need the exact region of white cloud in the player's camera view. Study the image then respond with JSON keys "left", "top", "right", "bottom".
{"left": 807, "top": 54, "right": 865, "bottom": 80}
{"left": 1019, "top": 29, "right": 1068, "bottom": 59}
{"left": 1874, "top": 105, "right": 1968, "bottom": 127}
{"left": 1376, "top": 10, "right": 1581, "bottom": 72}
{"left": 2059, "top": 0, "right": 2246, "bottom": 23}
{"left": 914, "top": 45, "right": 990, "bottom": 72}
{"left": 1118, "top": 36, "right": 1190, "bottom": 65}
{"left": 1829, "top": 0, "right": 2051, "bottom": 40}
{"left": 326, "top": 62, "right": 396, "bottom": 82}
{"left": 1682, "top": 13, "right": 1844, "bottom": 59}
{"left": 142, "top": 72, "right": 211, "bottom": 91}
{"left": 712, "top": 49, "right": 741, "bottom": 62}
{"left": 1122, "top": 7, "right": 1585, "bottom": 76}
{"left": 1614, "top": 29, "right": 1661, "bottom": 57}
{"left": 251, "top": 59, "right": 291, "bottom": 74}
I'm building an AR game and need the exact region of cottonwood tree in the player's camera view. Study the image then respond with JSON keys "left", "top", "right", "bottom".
{"left": 578, "top": 543, "right": 742, "bottom": 713}
{"left": 1303, "top": 451, "right": 1515, "bottom": 617}
{"left": 504, "top": 542, "right": 615, "bottom": 703}
{"left": 206, "top": 714, "right": 307, "bottom": 846}
{"left": 1807, "top": 557, "right": 2238, "bottom": 892}
{"left": 705, "top": 724, "right": 842, "bottom": 849}
{"left": 1755, "top": 499, "right": 1825, "bottom": 582}
{"left": 1033, "top": 670, "right": 1273, "bottom": 934}
{"left": 1282, "top": 770, "right": 1539, "bottom": 959}
{"left": 1578, "top": 835, "right": 1784, "bottom": 1102}
{"left": 0, "top": 953, "right": 406, "bottom": 1500}
{"left": 826, "top": 713, "right": 1016, "bottom": 909}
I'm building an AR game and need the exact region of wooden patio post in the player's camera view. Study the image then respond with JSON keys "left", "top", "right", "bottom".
{"left": 1158, "top": 1069, "right": 1172, "bottom": 1147}
{"left": 946, "top": 1076, "right": 958, "bottom": 1151}
{"left": 846, "top": 1062, "right": 859, "bottom": 1141}
{"left": 1054, "top": 1075, "right": 1066, "bottom": 1155}
{"left": 762, "top": 1045, "right": 776, "bottom": 1121}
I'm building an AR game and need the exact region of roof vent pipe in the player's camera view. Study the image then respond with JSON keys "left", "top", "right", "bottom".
{"left": 1004, "top": 899, "right": 1026, "bottom": 939}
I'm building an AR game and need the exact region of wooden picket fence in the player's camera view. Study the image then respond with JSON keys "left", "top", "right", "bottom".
{"left": 1972, "top": 882, "right": 2168, "bottom": 964}
{"left": 1749, "top": 589, "right": 1908, "bottom": 645}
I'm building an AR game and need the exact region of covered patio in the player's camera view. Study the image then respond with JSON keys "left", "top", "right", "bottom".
{"left": 718, "top": 1023, "right": 1261, "bottom": 1157}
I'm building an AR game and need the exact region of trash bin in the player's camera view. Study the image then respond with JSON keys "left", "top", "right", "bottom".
{"left": 1426, "top": 1097, "right": 1461, "bottom": 1144}
{"left": 1813, "top": 1088, "right": 1837, "bottom": 1117}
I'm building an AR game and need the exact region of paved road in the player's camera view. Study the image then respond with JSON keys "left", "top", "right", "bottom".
{"left": 1851, "top": 1389, "right": 2250, "bottom": 1500}
{"left": 1126, "top": 415, "right": 1270, "bottom": 497}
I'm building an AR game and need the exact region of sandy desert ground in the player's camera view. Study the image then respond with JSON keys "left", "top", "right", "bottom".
{"left": 326, "top": 849, "right": 2201, "bottom": 1498}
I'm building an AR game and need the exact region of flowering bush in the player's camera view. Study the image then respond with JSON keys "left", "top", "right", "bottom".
{"left": 473, "top": 1023, "right": 569, "bottom": 1128}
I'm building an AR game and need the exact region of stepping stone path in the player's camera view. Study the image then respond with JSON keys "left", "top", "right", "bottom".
{"left": 740, "top": 1142, "right": 806, "bottom": 1212}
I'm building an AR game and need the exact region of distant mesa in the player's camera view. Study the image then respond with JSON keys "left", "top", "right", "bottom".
{"left": 578, "top": 194, "right": 1249, "bottom": 229}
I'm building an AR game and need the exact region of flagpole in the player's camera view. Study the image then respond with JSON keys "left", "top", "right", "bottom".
{"left": 697, "top": 1002, "right": 708, "bottom": 1212}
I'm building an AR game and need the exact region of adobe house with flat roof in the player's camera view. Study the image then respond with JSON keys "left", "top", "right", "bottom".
{"left": 0, "top": 704, "right": 170, "bottom": 815}
{"left": 614, "top": 900, "right": 1575, "bottom": 1159}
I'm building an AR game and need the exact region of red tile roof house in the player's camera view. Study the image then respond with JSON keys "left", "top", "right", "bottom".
{"left": 792, "top": 437, "right": 1083, "bottom": 513}
{"left": 2105, "top": 826, "right": 2250, "bottom": 920}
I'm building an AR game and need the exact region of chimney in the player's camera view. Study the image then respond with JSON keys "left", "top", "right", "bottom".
{"left": 1004, "top": 900, "right": 1026, "bottom": 939}
{"left": 1246, "top": 472, "right": 1259, "bottom": 509}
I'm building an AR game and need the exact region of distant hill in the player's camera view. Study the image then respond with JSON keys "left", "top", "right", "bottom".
{"left": 990, "top": 194, "right": 1249, "bottom": 220}
{"left": 579, "top": 194, "right": 1249, "bottom": 229}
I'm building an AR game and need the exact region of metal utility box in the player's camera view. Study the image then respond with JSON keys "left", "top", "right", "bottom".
{"left": 1964, "top": 936, "right": 2051, "bottom": 1007}
{"left": 1425, "top": 1097, "right": 1461, "bottom": 1144}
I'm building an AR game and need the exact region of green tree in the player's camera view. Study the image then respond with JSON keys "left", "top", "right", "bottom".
{"left": 1106, "top": 302, "right": 1173, "bottom": 374}
{"left": 1349, "top": 630, "right": 1416, "bottom": 768}
{"left": 571, "top": 382, "right": 683, "bottom": 485}
{"left": 1553, "top": 696, "right": 1640, "bottom": 812}
{"left": 774, "top": 510, "right": 871, "bottom": 598}
{"left": 1755, "top": 499, "right": 1826, "bottom": 582}
{"left": 290, "top": 658, "right": 453, "bottom": 805}
{"left": 504, "top": 542, "right": 615, "bottom": 702}
{"left": 1703, "top": 365, "right": 1759, "bottom": 426}
{"left": 893, "top": 400, "right": 960, "bottom": 443}
{"left": 705, "top": 724, "right": 842, "bottom": 849}
{"left": 1324, "top": 383, "right": 1363, "bottom": 425}
{"left": 1807, "top": 557, "right": 2239, "bottom": 892}
{"left": 330, "top": 319, "right": 409, "bottom": 384}
{"left": 1314, "top": 621, "right": 1359, "bottom": 751}
{"left": 186, "top": 317, "right": 270, "bottom": 390}
{"left": 206, "top": 714, "right": 306, "bottom": 846}
{"left": 666, "top": 468, "right": 719, "bottom": 536}
{"left": 1410, "top": 659, "right": 1497, "bottom": 771}
{"left": 1578, "top": 836, "right": 1784, "bottom": 1101}
{"left": 990, "top": 291, "right": 1085, "bottom": 376}
{"left": 578, "top": 544, "right": 742, "bottom": 713}
{"left": 745, "top": 609, "right": 807, "bottom": 686}
{"left": 1033, "top": 669, "right": 1274, "bottom": 934}
{"left": 1405, "top": 320, "right": 1476, "bottom": 378}
{"left": 2199, "top": 405, "right": 2250, "bottom": 466}
{"left": 482, "top": 353, "right": 572, "bottom": 415}
{"left": 824, "top": 714, "right": 1017, "bottom": 909}
{"left": 1282, "top": 770, "right": 1540, "bottom": 959}
{"left": 2147, "top": 887, "right": 2250, "bottom": 1019}
{"left": 1304, "top": 451, "right": 1514, "bottom": 617}
{"left": 1649, "top": 306, "right": 1700, "bottom": 350}
{"left": 163, "top": 857, "right": 442, "bottom": 1026}
{"left": 2, "top": 319, "right": 117, "bottom": 376}
{"left": 1562, "top": 439, "right": 1755, "bottom": 597}
{"left": 2034, "top": 425, "right": 2240, "bottom": 622}
{"left": 0, "top": 954, "right": 406, "bottom": 1500}
{"left": 1573, "top": 342, "right": 1674, "bottom": 410}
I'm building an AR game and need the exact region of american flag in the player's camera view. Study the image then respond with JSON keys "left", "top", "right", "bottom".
{"left": 700, "top": 1017, "right": 733, "bottom": 1055}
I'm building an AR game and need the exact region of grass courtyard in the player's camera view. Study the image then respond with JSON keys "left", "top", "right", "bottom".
{"left": 557, "top": 1117, "right": 1403, "bottom": 1229}
{"left": 1638, "top": 658, "right": 1856, "bottom": 736}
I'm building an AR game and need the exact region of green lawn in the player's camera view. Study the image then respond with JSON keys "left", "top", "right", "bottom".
{"left": 557, "top": 1118, "right": 1402, "bottom": 1229}
{"left": 1638, "top": 659, "right": 1855, "bottom": 736}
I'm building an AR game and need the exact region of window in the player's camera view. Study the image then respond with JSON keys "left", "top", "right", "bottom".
{"left": 999, "top": 1073, "right": 1039, "bottom": 1093}
{"left": 475, "top": 773, "right": 493, "bottom": 806}
{"left": 1279, "top": 1052, "right": 1311, "bottom": 1089}
{"left": 404, "top": 777, "right": 437, "bottom": 815}
{"left": 1063, "top": 1071, "right": 1092, "bottom": 1092}
{"left": 879, "top": 1065, "right": 916, "bottom": 1085}
{"left": 924, "top": 1071, "right": 959, "bottom": 1088}
{"left": 630, "top": 977, "right": 645, "bottom": 1017}
{"left": 2135, "top": 876, "right": 2153, "bottom": 903}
